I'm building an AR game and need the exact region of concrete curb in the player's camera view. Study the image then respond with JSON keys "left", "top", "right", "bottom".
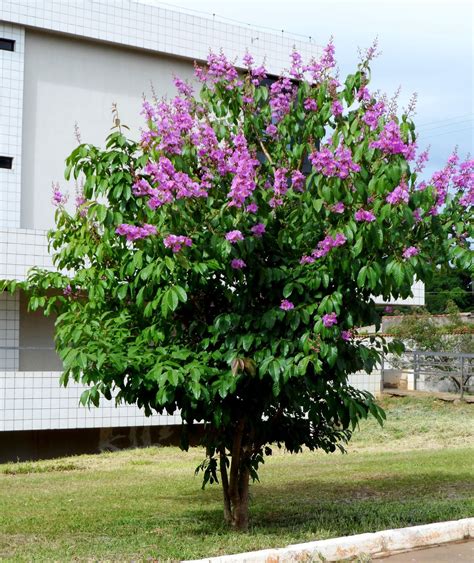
{"left": 183, "top": 518, "right": 474, "bottom": 562}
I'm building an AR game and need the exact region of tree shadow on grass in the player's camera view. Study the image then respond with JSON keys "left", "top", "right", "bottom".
{"left": 178, "top": 470, "right": 474, "bottom": 540}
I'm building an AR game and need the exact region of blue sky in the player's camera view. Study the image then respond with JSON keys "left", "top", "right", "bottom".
{"left": 154, "top": 0, "right": 473, "bottom": 177}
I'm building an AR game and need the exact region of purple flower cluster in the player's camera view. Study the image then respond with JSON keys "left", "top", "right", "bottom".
{"left": 361, "top": 101, "right": 385, "bottom": 130}
{"left": 429, "top": 152, "right": 458, "bottom": 210}
{"left": 341, "top": 330, "right": 353, "bottom": 341}
{"left": 309, "top": 144, "right": 360, "bottom": 179}
{"left": 413, "top": 208, "right": 423, "bottom": 222}
{"left": 265, "top": 124, "right": 278, "bottom": 138}
{"left": 290, "top": 170, "right": 305, "bottom": 192}
{"left": 402, "top": 246, "right": 419, "bottom": 259}
{"left": 141, "top": 96, "right": 194, "bottom": 155}
{"left": 290, "top": 50, "right": 303, "bottom": 78}
{"left": 354, "top": 209, "right": 376, "bottom": 222}
{"left": 116, "top": 223, "right": 157, "bottom": 242}
{"left": 357, "top": 86, "right": 371, "bottom": 102}
{"left": 453, "top": 158, "right": 474, "bottom": 207}
{"left": 231, "top": 258, "right": 246, "bottom": 269}
{"left": 300, "top": 232, "right": 347, "bottom": 263}
{"left": 163, "top": 234, "right": 192, "bottom": 253}
{"left": 225, "top": 230, "right": 244, "bottom": 244}
{"left": 369, "top": 120, "right": 416, "bottom": 160}
{"left": 302, "top": 39, "right": 336, "bottom": 82}
{"left": 270, "top": 167, "right": 289, "bottom": 207}
{"left": 137, "top": 157, "right": 207, "bottom": 210}
{"left": 322, "top": 312, "right": 338, "bottom": 328}
{"left": 269, "top": 78, "right": 295, "bottom": 121}
{"left": 195, "top": 51, "right": 240, "bottom": 88}
{"left": 173, "top": 76, "right": 193, "bottom": 97}
{"left": 414, "top": 147, "right": 430, "bottom": 174}
{"left": 227, "top": 133, "right": 260, "bottom": 208}
{"left": 303, "top": 98, "right": 318, "bottom": 112}
{"left": 331, "top": 100, "right": 343, "bottom": 117}
{"left": 280, "top": 299, "right": 294, "bottom": 311}
{"left": 51, "top": 183, "right": 67, "bottom": 207}
{"left": 251, "top": 223, "right": 266, "bottom": 237}
{"left": 331, "top": 202, "right": 345, "bottom": 214}
{"left": 386, "top": 180, "right": 409, "bottom": 205}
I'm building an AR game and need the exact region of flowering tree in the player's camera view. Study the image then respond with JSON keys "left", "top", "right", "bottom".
{"left": 9, "top": 41, "right": 473, "bottom": 530}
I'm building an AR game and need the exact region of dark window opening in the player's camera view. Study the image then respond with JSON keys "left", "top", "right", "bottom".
{"left": 0, "top": 156, "right": 13, "bottom": 169}
{"left": 0, "top": 38, "right": 15, "bottom": 52}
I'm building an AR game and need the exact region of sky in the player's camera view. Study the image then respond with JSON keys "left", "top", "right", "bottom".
{"left": 151, "top": 0, "right": 473, "bottom": 177}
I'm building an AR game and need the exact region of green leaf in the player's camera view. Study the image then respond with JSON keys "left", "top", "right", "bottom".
{"left": 117, "top": 284, "right": 127, "bottom": 300}
{"left": 357, "top": 266, "right": 368, "bottom": 288}
{"left": 352, "top": 237, "right": 363, "bottom": 257}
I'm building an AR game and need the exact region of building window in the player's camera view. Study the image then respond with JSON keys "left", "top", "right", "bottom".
{"left": 0, "top": 38, "right": 15, "bottom": 52}
{"left": 0, "top": 156, "right": 13, "bottom": 169}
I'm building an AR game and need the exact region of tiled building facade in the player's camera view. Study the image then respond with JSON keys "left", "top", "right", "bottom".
{"left": 0, "top": 1, "right": 423, "bottom": 454}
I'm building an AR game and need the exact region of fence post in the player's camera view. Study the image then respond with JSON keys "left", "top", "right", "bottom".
{"left": 414, "top": 351, "right": 419, "bottom": 391}
{"left": 460, "top": 356, "right": 465, "bottom": 401}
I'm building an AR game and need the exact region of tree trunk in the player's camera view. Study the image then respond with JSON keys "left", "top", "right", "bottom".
{"left": 219, "top": 449, "right": 232, "bottom": 524}
{"left": 219, "top": 420, "right": 251, "bottom": 531}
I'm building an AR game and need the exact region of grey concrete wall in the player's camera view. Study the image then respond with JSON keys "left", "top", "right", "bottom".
{"left": 18, "top": 291, "right": 61, "bottom": 371}
{"left": 21, "top": 29, "right": 195, "bottom": 230}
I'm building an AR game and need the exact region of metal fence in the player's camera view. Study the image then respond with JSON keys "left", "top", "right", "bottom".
{"left": 412, "top": 350, "right": 474, "bottom": 398}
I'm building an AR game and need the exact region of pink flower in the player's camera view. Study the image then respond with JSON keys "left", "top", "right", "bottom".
{"left": 291, "top": 170, "right": 305, "bottom": 192}
{"left": 300, "top": 255, "right": 315, "bottom": 264}
{"left": 51, "top": 183, "right": 67, "bottom": 207}
{"left": 384, "top": 306, "right": 394, "bottom": 314}
{"left": 386, "top": 181, "right": 409, "bottom": 205}
{"left": 323, "top": 313, "right": 338, "bottom": 328}
{"left": 304, "top": 98, "right": 318, "bottom": 112}
{"left": 280, "top": 299, "right": 294, "bottom": 311}
{"left": 173, "top": 76, "right": 193, "bottom": 97}
{"left": 116, "top": 223, "right": 157, "bottom": 242}
{"left": 265, "top": 124, "right": 278, "bottom": 137}
{"left": 362, "top": 101, "right": 385, "bottom": 130}
{"left": 251, "top": 223, "right": 266, "bottom": 237}
{"left": 310, "top": 144, "right": 360, "bottom": 179}
{"left": 231, "top": 258, "right": 246, "bottom": 269}
{"left": 331, "top": 100, "right": 343, "bottom": 116}
{"left": 246, "top": 202, "right": 258, "bottom": 214}
{"left": 402, "top": 246, "right": 419, "bottom": 259}
{"left": 369, "top": 120, "right": 415, "bottom": 160}
{"left": 355, "top": 209, "right": 376, "bottom": 222}
{"left": 225, "top": 230, "right": 244, "bottom": 244}
{"left": 242, "top": 52, "right": 254, "bottom": 67}
{"left": 341, "top": 330, "right": 352, "bottom": 341}
{"left": 331, "top": 202, "right": 345, "bottom": 213}
{"left": 413, "top": 208, "right": 422, "bottom": 222}
{"left": 163, "top": 234, "right": 192, "bottom": 253}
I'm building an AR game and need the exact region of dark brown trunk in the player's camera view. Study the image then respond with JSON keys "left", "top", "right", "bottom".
{"left": 219, "top": 419, "right": 251, "bottom": 531}
{"left": 219, "top": 450, "right": 232, "bottom": 524}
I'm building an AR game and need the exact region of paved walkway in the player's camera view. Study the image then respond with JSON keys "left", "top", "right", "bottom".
{"left": 376, "top": 540, "right": 474, "bottom": 561}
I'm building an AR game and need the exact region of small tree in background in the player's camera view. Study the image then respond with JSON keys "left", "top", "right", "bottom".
{"left": 425, "top": 266, "right": 473, "bottom": 313}
{"left": 4, "top": 41, "right": 472, "bottom": 530}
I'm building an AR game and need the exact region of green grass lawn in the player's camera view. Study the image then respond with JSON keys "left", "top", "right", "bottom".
{"left": 0, "top": 396, "right": 473, "bottom": 561}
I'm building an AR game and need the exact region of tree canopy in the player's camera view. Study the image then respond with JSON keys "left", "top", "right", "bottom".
{"left": 4, "top": 40, "right": 473, "bottom": 530}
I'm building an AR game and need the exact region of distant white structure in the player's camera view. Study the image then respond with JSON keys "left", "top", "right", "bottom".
{"left": 0, "top": 1, "right": 422, "bottom": 446}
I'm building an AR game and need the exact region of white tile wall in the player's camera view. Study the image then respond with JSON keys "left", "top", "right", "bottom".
{"left": 348, "top": 369, "right": 383, "bottom": 395}
{"left": 0, "top": 291, "right": 19, "bottom": 371}
{"left": 0, "top": 227, "right": 53, "bottom": 280}
{"left": 374, "top": 281, "right": 425, "bottom": 307}
{"left": 0, "top": 370, "right": 180, "bottom": 431}
{"left": 0, "top": 23, "right": 24, "bottom": 229}
{"left": 0, "top": 0, "right": 321, "bottom": 76}
{"left": 0, "top": 369, "right": 381, "bottom": 432}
